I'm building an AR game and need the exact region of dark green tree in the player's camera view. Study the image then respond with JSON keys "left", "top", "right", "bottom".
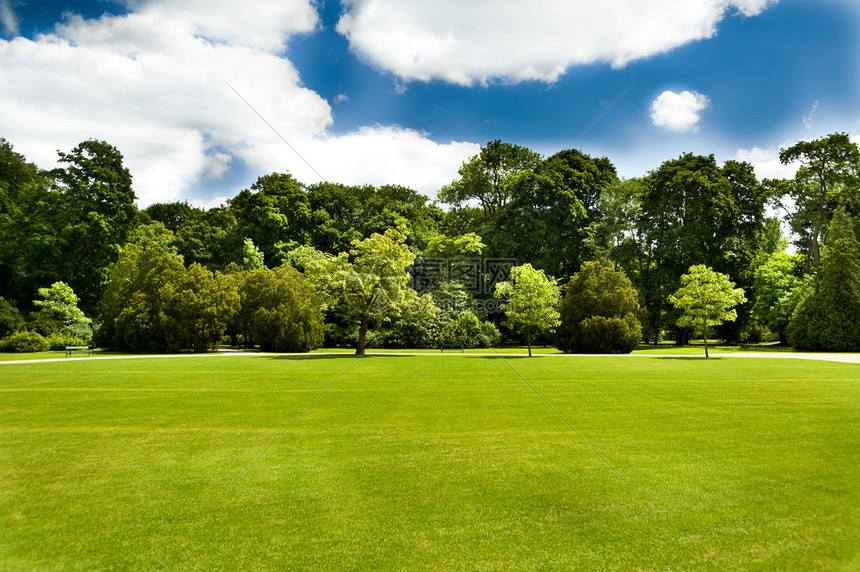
{"left": 789, "top": 207, "right": 860, "bottom": 351}
{"left": 50, "top": 139, "right": 139, "bottom": 312}
{"left": 229, "top": 173, "right": 311, "bottom": 264}
{"left": 557, "top": 261, "right": 642, "bottom": 354}
{"left": 237, "top": 264, "right": 325, "bottom": 352}
{"left": 637, "top": 154, "right": 765, "bottom": 343}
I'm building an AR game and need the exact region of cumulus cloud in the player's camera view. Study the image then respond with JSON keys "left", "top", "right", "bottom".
{"left": 0, "top": 0, "right": 19, "bottom": 36}
{"left": 0, "top": 2, "right": 478, "bottom": 205}
{"left": 650, "top": 90, "right": 711, "bottom": 133}
{"left": 336, "top": 0, "right": 776, "bottom": 86}
{"left": 121, "top": 0, "right": 319, "bottom": 51}
{"left": 735, "top": 146, "right": 797, "bottom": 180}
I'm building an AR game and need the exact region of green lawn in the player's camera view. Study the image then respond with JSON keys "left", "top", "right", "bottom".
{"left": 1, "top": 355, "right": 858, "bottom": 570}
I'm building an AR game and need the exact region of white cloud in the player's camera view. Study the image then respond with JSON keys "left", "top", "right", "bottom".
{"left": 121, "top": 0, "right": 319, "bottom": 51}
{"left": 0, "top": 0, "right": 18, "bottom": 36}
{"left": 0, "top": 3, "right": 478, "bottom": 206}
{"left": 735, "top": 146, "right": 797, "bottom": 180}
{"left": 281, "top": 126, "right": 480, "bottom": 193}
{"left": 336, "top": 0, "right": 777, "bottom": 86}
{"left": 650, "top": 90, "right": 711, "bottom": 133}
{"left": 802, "top": 100, "right": 819, "bottom": 129}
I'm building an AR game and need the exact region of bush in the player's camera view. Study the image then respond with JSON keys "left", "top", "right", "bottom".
{"left": 557, "top": 261, "right": 643, "bottom": 354}
{"left": 0, "top": 331, "right": 49, "bottom": 353}
{"left": 45, "top": 332, "right": 90, "bottom": 351}
{"left": 238, "top": 265, "right": 324, "bottom": 353}
{"left": 0, "top": 297, "right": 25, "bottom": 338}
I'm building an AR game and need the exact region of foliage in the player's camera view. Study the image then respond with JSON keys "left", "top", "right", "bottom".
{"left": 668, "top": 265, "right": 747, "bottom": 357}
{"left": 45, "top": 332, "right": 90, "bottom": 351}
{"left": 493, "top": 263, "right": 561, "bottom": 356}
{"left": 438, "top": 139, "right": 542, "bottom": 219}
{"left": 788, "top": 207, "right": 860, "bottom": 351}
{"left": 771, "top": 133, "right": 860, "bottom": 275}
{"left": 242, "top": 238, "right": 265, "bottom": 270}
{"left": 0, "top": 296, "right": 25, "bottom": 338}
{"left": 441, "top": 311, "right": 500, "bottom": 348}
{"left": 32, "top": 281, "right": 92, "bottom": 336}
{"left": 97, "top": 245, "right": 238, "bottom": 352}
{"left": 0, "top": 330, "right": 49, "bottom": 353}
{"left": 637, "top": 154, "right": 764, "bottom": 343}
{"left": 751, "top": 252, "right": 810, "bottom": 344}
{"left": 557, "top": 261, "right": 642, "bottom": 354}
{"left": 307, "top": 223, "right": 438, "bottom": 354}
{"left": 237, "top": 265, "right": 325, "bottom": 353}
{"left": 424, "top": 233, "right": 485, "bottom": 258}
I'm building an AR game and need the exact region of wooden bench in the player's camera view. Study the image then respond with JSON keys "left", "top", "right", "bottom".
{"left": 440, "top": 343, "right": 464, "bottom": 353}
{"left": 65, "top": 346, "right": 94, "bottom": 357}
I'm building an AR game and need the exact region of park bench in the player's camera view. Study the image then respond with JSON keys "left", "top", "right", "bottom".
{"left": 65, "top": 346, "right": 94, "bottom": 357}
{"left": 440, "top": 343, "right": 464, "bottom": 353}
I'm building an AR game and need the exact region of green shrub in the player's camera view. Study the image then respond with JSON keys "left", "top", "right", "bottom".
{"left": 557, "top": 261, "right": 643, "bottom": 354}
{"left": 45, "top": 332, "right": 90, "bottom": 351}
{"left": 576, "top": 314, "right": 641, "bottom": 354}
{"left": 0, "top": 331, "right": 49, "bottom": 353}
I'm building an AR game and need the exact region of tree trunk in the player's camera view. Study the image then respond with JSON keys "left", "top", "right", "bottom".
{"left": 356, "top": 315, "right": 370, "bottom": 356}
{"left": 703, "top": 322, "right": 709, "bottom": 359}
{"left": 527, "top": 328, "right": 532, "bottom": 357}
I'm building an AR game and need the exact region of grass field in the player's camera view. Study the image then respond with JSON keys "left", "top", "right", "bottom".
{"left": 1, "top": 354, "right": 858, "bottom": 570}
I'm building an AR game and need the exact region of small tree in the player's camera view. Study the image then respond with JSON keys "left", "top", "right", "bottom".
{"left": 493, "top": 263, "right": 561, "bottom": 356}
{"left": 668, "top": 265, "right": 747, "bottom": 358}
{"left": 32, "top": 281, "right": 92, "bottom": 336}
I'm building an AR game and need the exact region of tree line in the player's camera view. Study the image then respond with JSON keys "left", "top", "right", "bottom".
{"left": 0, "top": 132, "right": 858, "bottom": 354}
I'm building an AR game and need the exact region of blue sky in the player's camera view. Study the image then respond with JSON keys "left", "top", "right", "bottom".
{"left": 1, "top": 0, "right": 858, "bottom": 207}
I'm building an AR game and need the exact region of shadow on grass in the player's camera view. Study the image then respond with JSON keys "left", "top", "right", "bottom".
{"left": 653, "top": 356, "right": 724, "bottom": 360}
{"left": 269, "top": 353, "right": 413, "bottom": 361}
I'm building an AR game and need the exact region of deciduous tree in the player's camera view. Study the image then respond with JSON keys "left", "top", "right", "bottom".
{"left": 493, "top": 263, "right": 561, "bottom": 356}
{"left": 668, "top": 265, "right": 747, "bottom": 358}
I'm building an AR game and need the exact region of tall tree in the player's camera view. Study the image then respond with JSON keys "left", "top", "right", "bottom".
{"left": 229, "top": 173, "right": 311, "bottom": 264}
{"left": 788, "top": 207, "right": 860, "bottom": 351}
{"left": 773, "top": 133, "right": 860, "bottom": 275}
{"left": 50, "top": 139, "right": 139, "bottom": 312}
{"left": 637, "top": 154, "right": 765, "bottom": 343}
{"left": 438, "top": 140, "right": 542, "bottom": 219}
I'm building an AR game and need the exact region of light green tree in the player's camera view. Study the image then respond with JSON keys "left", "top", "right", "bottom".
{"left": 306, "top": 223, "right": 437, "bottom": 355}
{"left": 668, "top": 265, "right": 747, "bottom": 358}
{"left": 33, "top": 281, "right": 91, "bottom": 335}
{"left": 242, "top": 238, "right": 265, "bottom": 270}
{"left": 424, "top": 232, "right": 485, "bottom": 257}
{"left": 493, "top": 263, "right": 561, "bottom": 357}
